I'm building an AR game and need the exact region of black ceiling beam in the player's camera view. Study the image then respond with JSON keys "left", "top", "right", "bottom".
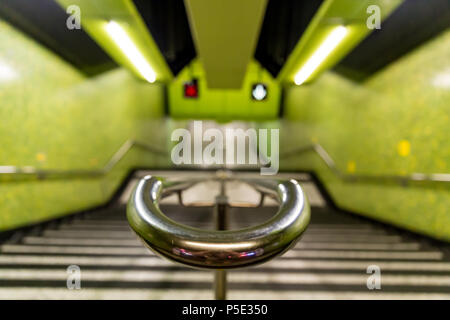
{"left": 133, "top": 0, "right": 196, "bottom": 76}
{"left": 255, "top": 0, "right": 324, "bottom": 78}
{"left": 0, "top": 0, "right": 116, "bottom": 76}
{"left": 335, "top": 0, "right": 450, "bottom": 82}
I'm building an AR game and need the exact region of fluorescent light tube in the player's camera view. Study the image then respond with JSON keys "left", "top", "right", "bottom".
{"left": 294, "top": 26, "right": 348, "bottom": 85}
{"left": 105, "top": 21, "right": 156, "bottom": 83}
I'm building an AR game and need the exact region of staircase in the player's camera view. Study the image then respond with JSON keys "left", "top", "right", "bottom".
{"left": 0, "top": 173, "right": 449, "bottom": 300}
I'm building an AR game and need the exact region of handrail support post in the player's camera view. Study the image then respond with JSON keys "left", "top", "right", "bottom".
{"left": 214, "top": 180, "right": 228, "bottom": 300}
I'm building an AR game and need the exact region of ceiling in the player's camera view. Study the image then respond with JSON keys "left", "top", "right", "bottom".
{"left": 1, "top": 0, "right": 448, "bottom": 84}
{"left": 0, "top": 0, "right": 116, "bottom": 76}
{"left": 255, "top": 0, "right": 324, "bottom": 78}
{"left": 133, "top": 0, "right": 196, "bottom": 76}
{"left": 184, "top": 0, "right": 268, "bottom": 89}
{"left": 335, "top": 0, "right": 450, "bottom": 81}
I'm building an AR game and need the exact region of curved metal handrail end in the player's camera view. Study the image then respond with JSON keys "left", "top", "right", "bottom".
{"left": 127, "top": 175, "right": 310, "bottom": 270}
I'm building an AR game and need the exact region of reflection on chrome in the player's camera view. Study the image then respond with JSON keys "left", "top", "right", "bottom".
{"left": 127, "top": 175, "right": 310, "bottom": 269}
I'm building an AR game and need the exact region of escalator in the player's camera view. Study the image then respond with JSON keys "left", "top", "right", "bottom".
{"left": 0, "top": 171, "right": 449, "bottom": 300}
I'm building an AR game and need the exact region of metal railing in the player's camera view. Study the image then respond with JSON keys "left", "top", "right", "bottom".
{"left": 127, "top": 174, "right": 310, "bottom": 299}
{"left": 0, "top": 139, "right": 168, "bottom": 182}
{"left": 2, "top": 138, "right": 448, "bottom": 185}
{"left": 281, "top": 143, "right": 450, "bottom": 185}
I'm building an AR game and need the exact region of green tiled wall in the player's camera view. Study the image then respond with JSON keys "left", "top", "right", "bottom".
{"left": 282, "top": 30, "right": 450, "bottom": 241}
{"left": 0, "top": 20, "right": 169, "bottom": 231}
{"left": 169, "top": 60, "right": 281, "bottom": 120}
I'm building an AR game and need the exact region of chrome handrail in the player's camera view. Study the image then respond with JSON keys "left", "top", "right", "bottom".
{"left": 281, "top": 143, "right": 450, "bottom": 184}
{"left": 127, "top": 175, "right": 310, "bottom": 269}
{"left": 0, "top": 139, "right": 168, "bottom": 182}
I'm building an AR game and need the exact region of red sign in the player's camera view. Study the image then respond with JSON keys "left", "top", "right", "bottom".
{"left": 184, "top": 79, "right": 198, "bottom": 98}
